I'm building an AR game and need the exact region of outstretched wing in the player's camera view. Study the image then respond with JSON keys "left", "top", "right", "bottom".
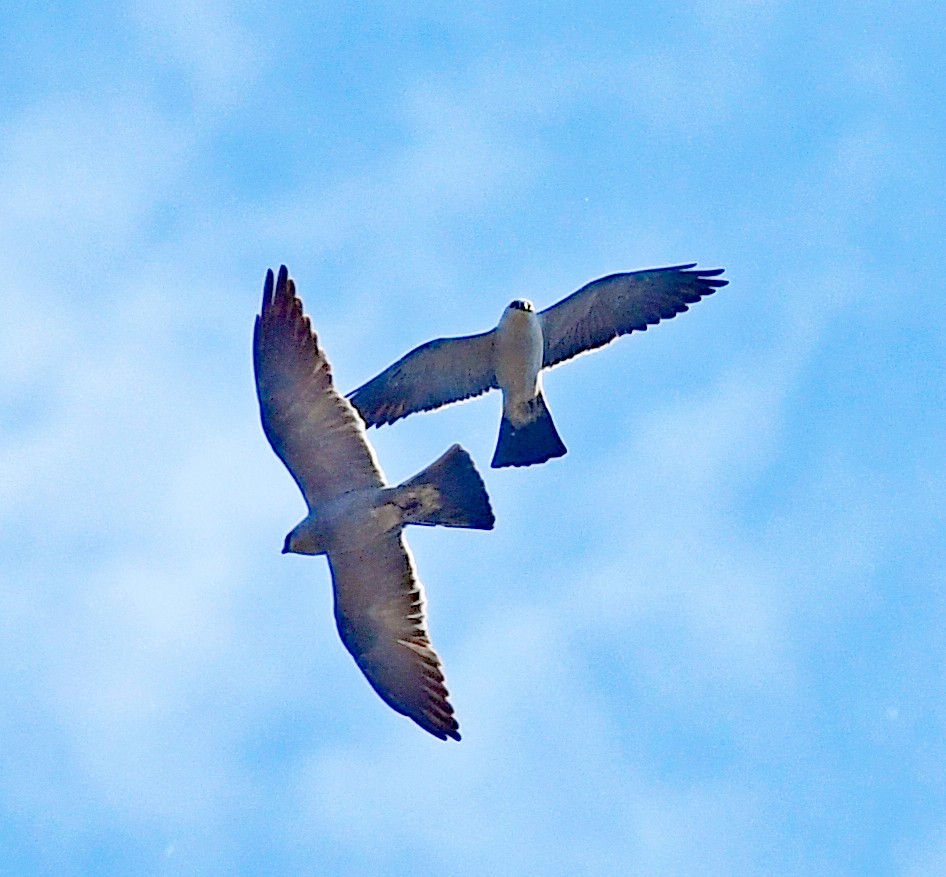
{"left": 349, "top": 332, "right": 498, "bottom": 427}
{"left": 253, "top": 266, "right": 385, "bottom": 508}
{"left": 538, "top": 264, "right": 728, "bottom": 369}
{"left": 329, "top": 533, "right": 461, "bottom": 741}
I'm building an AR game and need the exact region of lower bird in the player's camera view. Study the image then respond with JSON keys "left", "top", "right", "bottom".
{"left": 254, "top": 265, "right": 494, "bottom": 741}
{"left": 349, "top": 264, "right": 728, "bottom": 468}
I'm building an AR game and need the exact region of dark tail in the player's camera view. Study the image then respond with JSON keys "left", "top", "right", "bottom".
{"left": 491, "top": 392, "right": 567, "bottom": 469}
{"left": 393, "top": 444, "right": 495, "bottom": 530}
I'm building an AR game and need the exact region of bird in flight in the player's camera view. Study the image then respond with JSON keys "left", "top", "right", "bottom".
{"left": 254, "top": 265, "right": 494, "bottom": 741}
{"left": 350, "top": 264, "right": 728, "bottom": 468}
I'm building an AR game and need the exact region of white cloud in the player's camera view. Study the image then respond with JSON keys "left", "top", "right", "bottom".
{"left": 130, "top": 0, "right": 261, "bottom": 111}
{"left": 0, "top": 94, "right": 192, "bottom": 265}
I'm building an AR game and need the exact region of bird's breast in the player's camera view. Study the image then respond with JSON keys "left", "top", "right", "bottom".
{"left": 310, "top": 490, "right": 389, "bottom": 551}
{"left": 494, "top": 311, "right": 543, "bottom": 399}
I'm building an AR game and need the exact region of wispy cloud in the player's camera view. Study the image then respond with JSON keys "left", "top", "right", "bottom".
{"left": 129, "top": 0, "right": 261, "bottom": 111}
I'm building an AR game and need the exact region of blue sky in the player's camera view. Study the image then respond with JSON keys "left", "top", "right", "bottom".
{"left": 2, "top": 2, "right": 945, "bottom": 874}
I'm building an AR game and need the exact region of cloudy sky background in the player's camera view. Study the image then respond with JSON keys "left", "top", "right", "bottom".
{"left": 2, "top": 2, "right": 945, "bottom": 874}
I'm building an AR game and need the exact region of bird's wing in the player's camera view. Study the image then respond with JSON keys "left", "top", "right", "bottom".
{"left": 253, "top": 266, "right": 385, "bottom": 507}
{"left": 348, "top": 331, "right": 498, "bottom": 427}
{"left": 329, "top": 532, "right": 460, "bottom": 741}
{"left": 538, "top": 264, "right": 728, "bottom": 369}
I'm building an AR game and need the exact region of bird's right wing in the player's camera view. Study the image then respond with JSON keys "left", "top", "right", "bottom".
{"left": 329, "top": 532, "right": 461, "bottom": 741}
{"left": 348, "top": 332, "right": 498, "bottom": 427}
{"left": 538, "top": 264, "right": 728, "bottom": 369}
{"left": 253, "top": 266, "right": 385, "bottom": 508}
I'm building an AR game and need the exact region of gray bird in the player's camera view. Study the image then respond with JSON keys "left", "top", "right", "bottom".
{"left": 254, "top": 265, "right": 494, "bottom": 741}
{"left": 349, "top": 264, "right": 728, "bottom": 468}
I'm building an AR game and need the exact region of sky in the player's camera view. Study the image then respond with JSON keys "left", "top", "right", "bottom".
{"left": 1, "top": 1, "right": 945, "bottom": 874}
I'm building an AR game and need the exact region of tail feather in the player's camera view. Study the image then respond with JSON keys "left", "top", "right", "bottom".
{"left": 394, "top": 444, "right": 495, "bottom": 530}
{"left": 491, "top": 392, "right": 567, "bottom": 469}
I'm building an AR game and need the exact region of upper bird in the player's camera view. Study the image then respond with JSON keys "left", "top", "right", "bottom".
{"left": 349, "top": 264, "right": 728, "bottom": 468}
{"left": 254, "top": 265, "right": 494, "bottom": 741}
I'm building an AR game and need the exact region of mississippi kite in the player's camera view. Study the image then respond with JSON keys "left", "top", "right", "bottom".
{"left": 349, "top": 263, "right": 728, "bottom": 468}
{"left": 254, "top": 265, "right": 494, "bottom": 741}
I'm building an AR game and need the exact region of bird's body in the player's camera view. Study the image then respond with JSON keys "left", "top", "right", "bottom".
{"left": 254, "top": 266, "right": 494, "bottom": 741}
{"left": 281, "top": 487, "right": 384, "bottom": 556}
{"left": 349, "top": 264, "right": 728, "bottom": 467}
{"left": 493, "top": 300, "right": 543, "bottom": 407}
{"left": 490, "top": 299, "right": 567, "bottom": 467}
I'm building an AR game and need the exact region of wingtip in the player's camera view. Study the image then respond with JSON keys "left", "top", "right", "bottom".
{"left": 697, "top": 266, "right": 728, "bottom": 283}
{"left": 427, "top": 727, "right": 462, "bottom": 742}
{"left": 678, "top": 263, "right": 729, "bottom": 294}
{"left": 261, "top": 267, "right": 275, "bottom": 311}
{"left": 429, "top": 715, "right": 462, "bottom": 742}
{"left": 261, "top": 265, "right": 296, "bottom": 314}
{"left": 347, "top": 389, "right": 406, "bottom": 429}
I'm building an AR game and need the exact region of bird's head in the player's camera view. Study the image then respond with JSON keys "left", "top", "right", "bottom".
{"left": 506, "top": 299, "right": 535, "bottom": 313}
{"left": 282, "top": 516, "right": 328, "bottom": 556}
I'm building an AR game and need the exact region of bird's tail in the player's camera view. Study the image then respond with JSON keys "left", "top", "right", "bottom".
{"left": 491, "top": 391, "right": 567, "bottom": 469}
{"left": 392, "top": 444, "right": 495, "bottom": 530}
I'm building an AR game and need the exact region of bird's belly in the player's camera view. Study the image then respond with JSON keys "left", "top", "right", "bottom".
{"left": 319, "top": 491, "right": 393, "bottom": 550}
{"left": 494, "top": 321, "right": 543, "bottom": 402}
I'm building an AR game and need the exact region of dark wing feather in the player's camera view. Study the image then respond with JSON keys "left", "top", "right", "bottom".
{"left": 538, "top": 264, "right": 728, "bottom": 369}
{"left": 253, "top": 266, "right": 385, "bottom": 507}
{"left": 348, "top": 332, "right": 498, "bottom": 427}
{"left": 329, "top": 533, "right": 460, "bottom": 741}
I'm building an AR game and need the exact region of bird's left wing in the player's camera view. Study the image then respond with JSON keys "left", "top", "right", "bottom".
{"left": 254, "top": 266, "right": 385, "bottom": 508}
{"left": 348, "top": 331, "right": 498, "bottom": 427}
{"left": 538, "top": 264, "right": 728, "bottom": 369}
{"left": 329, "top": 533, "right": 461, "bottom": 741}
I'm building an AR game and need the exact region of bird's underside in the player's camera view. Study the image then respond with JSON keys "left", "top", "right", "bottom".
{"left": 254, "top": 265, "right": 494, "bottom": 740}
{"left": 348, "top": 263, "right": 728, "bottom": 468}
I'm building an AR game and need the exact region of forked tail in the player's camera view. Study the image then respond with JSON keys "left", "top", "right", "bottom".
{"left": 394, "top": 444, "right": 495, "bottom": 529}
{"left": 491, "top": 391, "right": 567, "bottom": 468}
